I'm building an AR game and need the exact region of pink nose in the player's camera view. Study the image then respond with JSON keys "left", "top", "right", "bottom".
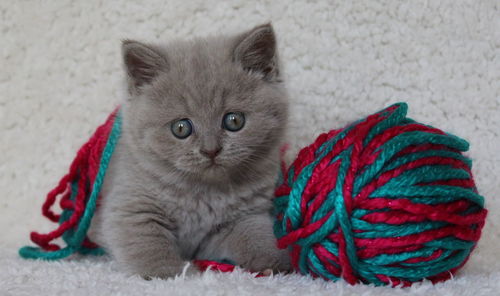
{"left": 200, "top": 147, "right": 221, "bottom": 159}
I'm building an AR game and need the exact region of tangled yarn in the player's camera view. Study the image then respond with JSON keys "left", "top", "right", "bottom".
{"left": 273, "top": 103, "right": 487, "bottom": 286}
{"left": 19, "top": 109, "right": 121, "bottom": 260}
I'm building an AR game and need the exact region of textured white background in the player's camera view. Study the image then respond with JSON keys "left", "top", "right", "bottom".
{"left": 1, "top": 0, "right": 499, "bottom": 295}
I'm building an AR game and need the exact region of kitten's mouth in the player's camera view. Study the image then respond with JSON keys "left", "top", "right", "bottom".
{"left": 205, "top": 162, "right": 220, "bottom": 169}
{"left": 204, "top": 158, "right": 227, "bottom": 172}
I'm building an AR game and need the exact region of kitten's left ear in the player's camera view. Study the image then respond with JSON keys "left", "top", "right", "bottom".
{"left": 233, "top": 23, "right": 280, "bottom": 82}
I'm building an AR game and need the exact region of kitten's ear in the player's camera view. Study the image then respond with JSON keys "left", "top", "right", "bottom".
{"left": 122, "top": 40, "right": 168, "bottom": 92}
{"left": 233, "top": 23, "right": 280, "bottom": 81}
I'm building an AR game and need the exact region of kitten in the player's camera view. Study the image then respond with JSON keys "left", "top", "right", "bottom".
{"left": 90, "top": 23, "right": 291, "bottom": 279}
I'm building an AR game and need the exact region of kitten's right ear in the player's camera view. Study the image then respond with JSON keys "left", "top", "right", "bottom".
{"left": 122, "top": 40, "right": 168, "bottom": 92}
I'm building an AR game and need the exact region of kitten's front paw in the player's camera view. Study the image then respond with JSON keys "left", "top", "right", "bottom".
{"left": 140, "top": 262, "right": 200, "bottom": 280}
{"left": 243, "top": 248, "right": 292, "bottom": 274}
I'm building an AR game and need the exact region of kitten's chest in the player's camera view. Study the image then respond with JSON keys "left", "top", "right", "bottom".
{"left": 167, "top": 187, "right": 271, "bottom": 259}
{"left": 171, "top": 193, "right": 235, "bottom": 258}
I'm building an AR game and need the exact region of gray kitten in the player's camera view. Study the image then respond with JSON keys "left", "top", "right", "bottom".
{"left": 90, "top": 24, "right": 291, "bottom": 279}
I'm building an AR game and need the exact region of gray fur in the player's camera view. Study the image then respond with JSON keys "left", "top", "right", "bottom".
{"left": 89, "top": 24, "right": 290, "bottom": 279}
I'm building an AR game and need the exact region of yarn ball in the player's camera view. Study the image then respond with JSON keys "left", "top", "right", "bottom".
{"left": 273, "top": 103, "right": 487, "bottom": 286}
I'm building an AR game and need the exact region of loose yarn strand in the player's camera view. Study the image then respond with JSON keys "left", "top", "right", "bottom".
{"left": 19, "top": 109, "right": 122, "bottom": 260}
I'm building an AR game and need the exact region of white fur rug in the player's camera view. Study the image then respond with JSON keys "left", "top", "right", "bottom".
{"left": 1, "top": 1, "right": 499, "bottom": 295}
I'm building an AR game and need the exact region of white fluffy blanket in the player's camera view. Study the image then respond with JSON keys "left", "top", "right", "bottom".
{"left": 1, "top": 1, "right": 499, "bottom": 295}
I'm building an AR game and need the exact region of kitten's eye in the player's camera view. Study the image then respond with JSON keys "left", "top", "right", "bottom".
{"left": 171, "top": 119, "right": 193, "bottom": 139}
{"left": 222, "top": 112, "right": 245, "bottom": 132}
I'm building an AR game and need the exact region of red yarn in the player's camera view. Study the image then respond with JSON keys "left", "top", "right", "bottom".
{"left": 29, "top": 110, "right": 119, "bottom": 252}
{"left": 193, "top": 260, "right": 270, "bottom": 277}
{"left": 194, "top": 260, "right": 236, "bottom": 273}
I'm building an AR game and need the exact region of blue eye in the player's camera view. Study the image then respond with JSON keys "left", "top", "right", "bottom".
{"left": 222, "top": 112, "right": 245, "bottom": 132}
{"left": 171, "top": 119, "right": 193, "bottom": 139}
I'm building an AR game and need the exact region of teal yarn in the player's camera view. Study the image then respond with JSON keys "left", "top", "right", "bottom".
{"left": 274, "top": 103, "right": 487, "bottom": 286}
{"left": 19, "top": 110, "right": 121, "bottom": 260}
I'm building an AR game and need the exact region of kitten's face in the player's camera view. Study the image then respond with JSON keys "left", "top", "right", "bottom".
{"left": 122, "top": 24, "right": 288, "bottom": 183}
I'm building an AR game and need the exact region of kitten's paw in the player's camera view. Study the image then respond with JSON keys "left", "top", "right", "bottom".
{"left": 243, "top": 248, "right": 292, "bottom": 274}
{"left": 140, "top": 262, "right": 200, "bottom": 280}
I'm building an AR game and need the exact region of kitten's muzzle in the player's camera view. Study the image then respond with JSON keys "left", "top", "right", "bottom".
{"left": 200, "top": 147, "right": 222, "bottom": 160}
